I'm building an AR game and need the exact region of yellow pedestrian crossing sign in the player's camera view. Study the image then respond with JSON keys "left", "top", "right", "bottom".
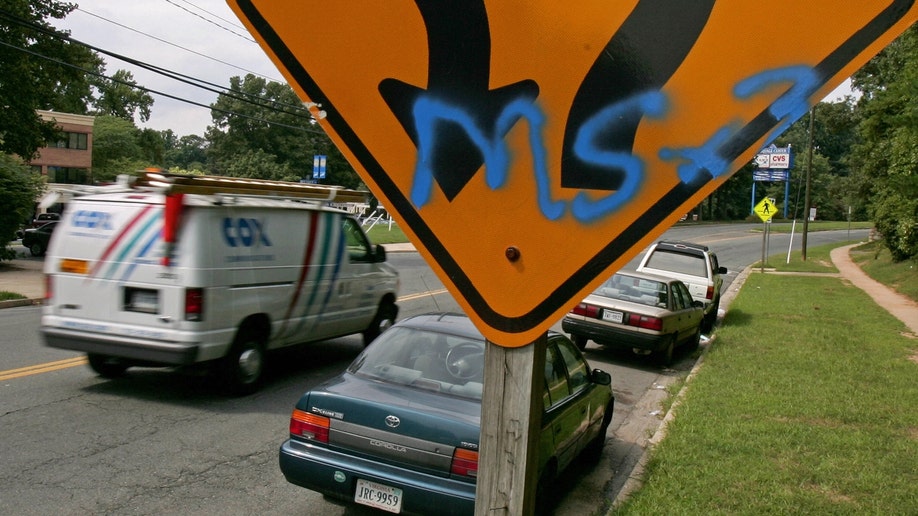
{"left": 755, "top": 197, "right": 778, "bottom": 222}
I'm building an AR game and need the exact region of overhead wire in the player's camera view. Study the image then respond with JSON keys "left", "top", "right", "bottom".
{"left": 75, "top": 7, "right": 281, "bottom": 83}
{"left": 163, "top": 0, "right": 256, "bottom": 43}
{"left": 0, "top": 37, "right": 327, "bottom": 135}
{"left": 0, "top": 7, "right": 322, "bottom": 131}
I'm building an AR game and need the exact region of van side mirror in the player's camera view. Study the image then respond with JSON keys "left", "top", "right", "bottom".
{"left": 374, "top": 244, "right": 387, "bottom": 263}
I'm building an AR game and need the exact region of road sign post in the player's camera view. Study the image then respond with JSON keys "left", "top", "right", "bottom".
{"left": 755, "top": 197, "right": 778, "bottom": 272}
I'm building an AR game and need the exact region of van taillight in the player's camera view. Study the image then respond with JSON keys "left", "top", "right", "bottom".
{"left": 184, "top": 288, "right": 204, "bottom": 321}
{"left": 290, "top": 409, "right": 330, "bottom": 443}
{"left": 450, "top": 448, "right": 479, "bottom": 478}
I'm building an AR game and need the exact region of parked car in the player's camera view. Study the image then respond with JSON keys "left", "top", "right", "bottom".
{"left": 21, "top": 221, "right": 58, "bottom": 257}
{"left": 16, "top": 213, "right": 61, "bottom": 240}
{"left": 562, "top": 270, "right": 704, "bottom": 365}
{"left": 635, "top": 240, "right": 726, "bottom": 333}
{"left": 279, "top": 312, "right": 615, "bottom": 516}
{"left": 31, "top": 212, "right": 61, "bottom": 227}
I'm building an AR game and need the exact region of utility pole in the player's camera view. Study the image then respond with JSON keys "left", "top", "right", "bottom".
{"left": 802, "top": 106, "right": 816, "bottom": 261}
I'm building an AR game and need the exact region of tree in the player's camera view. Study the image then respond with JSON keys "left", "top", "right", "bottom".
{"left": 0, "top": 1, "right": 102, "bottom": 159}
{"left": 850, "top": 25, "right": 918, "bottom": 261}
{"left": 90, "top": 69, "right": 154, "bottom": 123}
{"left": 91, "top": 115, "right": 145, "bottom": 182}
{"left": 164, "top": 133, "right": 209, "bottom": 172}
{"left": 206, "top": 75, "right": 361, "bottom": 187}
{"left": 0, "top": 153, "right": 44, "bottom": 261}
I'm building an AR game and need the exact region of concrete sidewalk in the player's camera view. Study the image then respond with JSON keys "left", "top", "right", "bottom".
{"left": 831, "top": 244, "right": 918, "bottom": 335}
{"left": 0, "top": 257, "right": 44, "bottom": 309}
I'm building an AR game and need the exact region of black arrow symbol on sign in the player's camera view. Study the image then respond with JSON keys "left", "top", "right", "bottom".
{"left": 379, "top": 0, "right": 539, "bottom": 201}
{"left": 561, "top": 0, "right": 715, "bottom": 191}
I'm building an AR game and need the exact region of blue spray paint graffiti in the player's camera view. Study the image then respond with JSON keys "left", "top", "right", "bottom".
{"left": 409, "top": 65, "right": 818, "bottom": 224}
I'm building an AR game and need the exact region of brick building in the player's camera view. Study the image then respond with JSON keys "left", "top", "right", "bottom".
{"left": 29, "top": 110, "right": 95, "bottom": 185}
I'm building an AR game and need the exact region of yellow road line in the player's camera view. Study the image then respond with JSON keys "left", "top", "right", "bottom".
{"left": 0, "top": 356, "right": 87, "bottom": 381}
{"left": 398, "top": 288, "right": 449, "bottom": 302}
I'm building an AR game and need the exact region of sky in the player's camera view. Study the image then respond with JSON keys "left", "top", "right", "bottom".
{"left": 53, "top": 0, "right": 285, "bottom": 137}
{"left": 52, "top": 1, "right": 857, "bottom": 138}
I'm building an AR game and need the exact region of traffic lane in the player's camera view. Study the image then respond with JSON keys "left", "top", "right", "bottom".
{"left": 0, "top": 246, "right": 705, "bottom": 515}
{"left": 0, "top": 334, "right": 369, "bottom": 515}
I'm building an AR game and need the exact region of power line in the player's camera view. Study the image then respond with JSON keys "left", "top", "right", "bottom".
{"left": 0, "top": 8, "right": 319, "bottom": 127}
{"left": 163, "top": 0, "right": 256, "bottom": 43}
{"left": 75, "top": 7, "right": 281, "bottom": 83}
{"left": 172, "top": 0, "right": 250, "bottom": 32}
{"left": 0, "top": 37, "right": 326, "bottom": 136}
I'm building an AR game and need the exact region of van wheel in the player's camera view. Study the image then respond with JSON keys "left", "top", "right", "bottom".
{"left": 87, "top": 353, "right": 129, "bottom": 378}
{"left": 363, "top": 300, "right": 397, "bottom": 346}
{"left": 29, "top": 243, "right": 45, "bottom": 257}
{"left": 221, "top": 331, "right": 265, "bottom": 396}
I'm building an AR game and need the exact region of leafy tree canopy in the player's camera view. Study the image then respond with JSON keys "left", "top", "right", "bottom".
{"left": 850, "top": 25, "right": 918, "bottom": 261}
{"left": 0, "top": 1, "right": 105, "bottom": 159}
{"left": 0, "top": 153, "right": 44, "bottom": 260}
{"left": 206, "top": 75, "right": 361, "bottom": 188}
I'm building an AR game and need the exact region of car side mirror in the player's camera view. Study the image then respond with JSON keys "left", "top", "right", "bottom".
{"left": 591, "top": 368, "right": 612, "bottom": 386}
{"left": 693, "top": 300, "right": 704, "bottom": 308}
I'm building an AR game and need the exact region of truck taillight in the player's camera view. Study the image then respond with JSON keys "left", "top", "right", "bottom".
{"left": 290, "top": 409, "right": 330, "bottom": 443}
{"left": 44, "top": 275, "right": 52, "bottom": 302}
{"left": 450, "top": 448, "right": 479, "bottom": 478}
{"left": 184, "top": 288, "right": 204, "bottom": 321}
{"left": 705, "top": 285, "right": 715, "bottom": 300}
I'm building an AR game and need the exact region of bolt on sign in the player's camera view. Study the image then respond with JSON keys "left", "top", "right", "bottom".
{"left": 228, "top": 0, "right": 917, "bottom": 347}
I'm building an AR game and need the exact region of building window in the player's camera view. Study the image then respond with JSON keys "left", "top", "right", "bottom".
{"left": 54, "top": 132, "right": 89, "bottom": 150}
{"left": 48, "top": 167, "right": 89, "bottom": 184}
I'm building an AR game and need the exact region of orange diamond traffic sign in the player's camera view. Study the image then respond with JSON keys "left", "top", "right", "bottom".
{"left": 228, "top": 1, "right": 917, "bottom": 346}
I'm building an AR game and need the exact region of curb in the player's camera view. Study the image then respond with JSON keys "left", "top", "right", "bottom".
{"left": 0, "top": 298, "right": 43, "bottom": 309}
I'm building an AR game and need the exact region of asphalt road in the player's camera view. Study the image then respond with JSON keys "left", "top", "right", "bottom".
{"left": 0, "top": 225, "right": 868, "bottom": 515}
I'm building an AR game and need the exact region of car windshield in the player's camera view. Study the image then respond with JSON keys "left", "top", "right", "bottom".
{"left": 644, "top": 249, "right": 707, "bottom": 277}
{"left": 593, "top": 274, "right": 668, "bottom": 308}
{"left": 348, "top": 326, "right": 486, "bottom": 400}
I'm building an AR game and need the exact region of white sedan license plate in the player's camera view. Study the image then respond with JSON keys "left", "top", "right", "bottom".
{"left": 602, "top": 310, "right": 624, "bottom": 323}
{"left": 355, "top": 478, "right": 403, "bottom": 513}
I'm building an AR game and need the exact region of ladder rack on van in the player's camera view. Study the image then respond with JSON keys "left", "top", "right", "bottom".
{"left": 134, "top": 169, "right": 368, "bottom": 204}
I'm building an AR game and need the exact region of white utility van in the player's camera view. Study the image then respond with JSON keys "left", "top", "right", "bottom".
{"left": 41, "top": 172, "right": 399, "bottom": 394}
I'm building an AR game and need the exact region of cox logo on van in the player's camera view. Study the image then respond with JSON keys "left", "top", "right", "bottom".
{"left": 72, "top": 210, "right": 114, "bottom": 230}
{"left": 222, "top": 217, "right": 272, "bottom": 248}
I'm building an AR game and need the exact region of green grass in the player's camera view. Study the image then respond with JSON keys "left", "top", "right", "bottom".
{"left": 753, "top": 220, "right": 873, "bottom": 233}
{"left": 615, "top": 249, "right": 918, "bottom": 515}
{"left": 0, "top": 291, "right": 26, "bottom": 301}
{"left": 850, "top": 241, "right": 918, "bottom": 302}
{"left": 365, "top": 222, "right": 409, "bottom": 245}
{"left": 750, "top": 240, "right": 862, "bottom": 273}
